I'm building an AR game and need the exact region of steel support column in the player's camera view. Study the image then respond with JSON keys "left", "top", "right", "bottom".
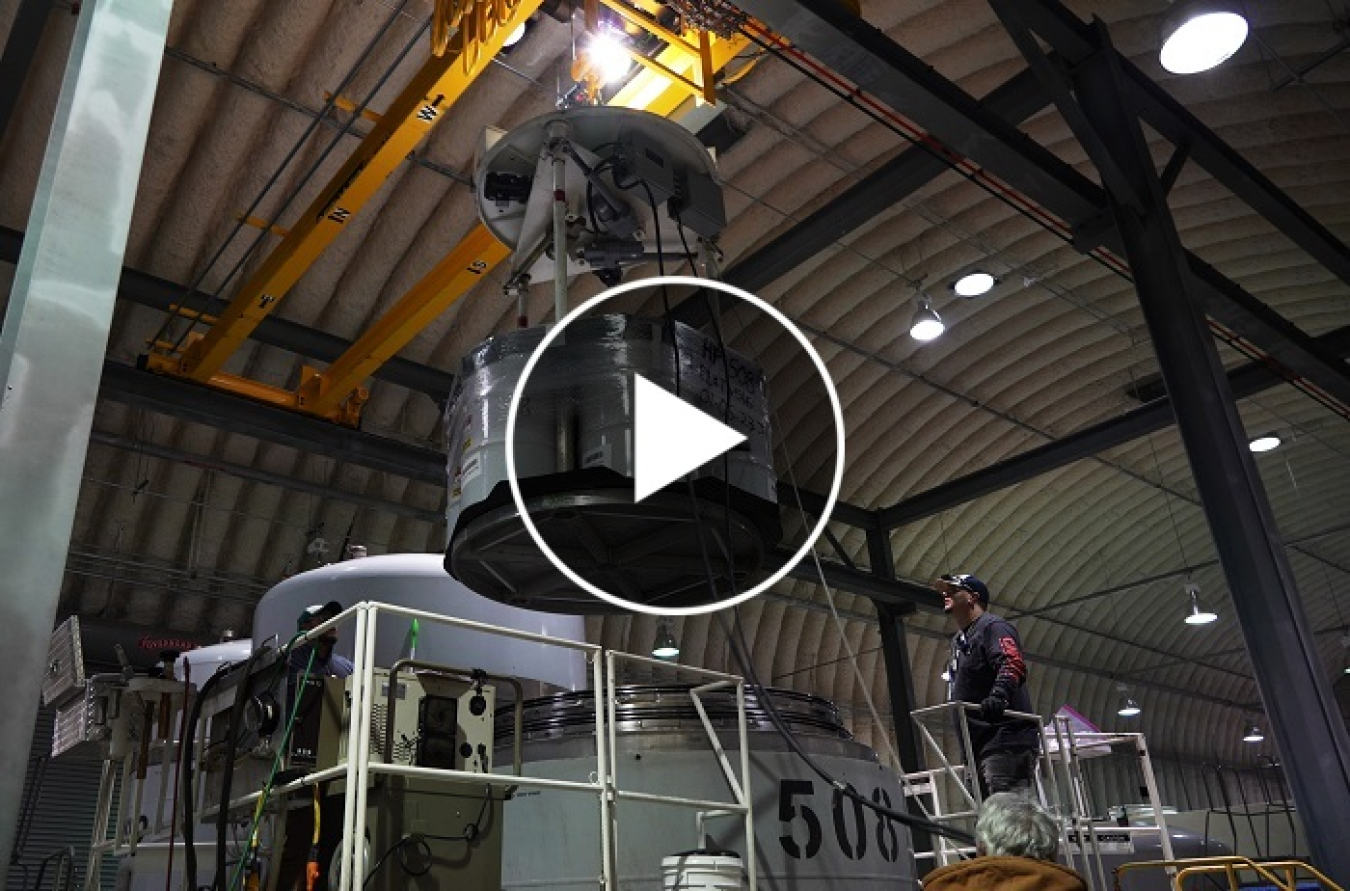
{"left": 992, "top": 4, "right": 1350, "bottom": 878}
{"left": 867, "top": 528, "right": 931, "bottom": 858}
{"left": 0, "top": 0, "right": 53, "bottom": 144}
{"left": 0, "top": 0, "right": 171, "bottom": 864}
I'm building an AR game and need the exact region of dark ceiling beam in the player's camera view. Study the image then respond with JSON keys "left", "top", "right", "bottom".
{"left": 88, "top": 430, "right": 443, "bottom": 524}
{"left": 0, "top": 226, "right": 457, "bottom": 402}
{"left": 728, "top": 1, "right": 1350, "bottom": 407}
{"left": 776, "top": 548, "right": 939, "bottom": 612}
{"left": 99, "top": 360, "right": 879, "bottom": 540}
{"left": 673, "top": 67, "right": 1052, "bottom": 328}
{"left": 1011, "top": 0, "right": 1350, "bottom": 290}
{"left": 99, "top": 361, "right": 447, "bottom": 484}
{"left": 878, "top": 323, "right": 1350, "bottom": 529}
{"left": 778, "top": 482, "right": 876, "bottom": 530}
{"left": 0, "top": 0, "right": 52, "bottom": 146}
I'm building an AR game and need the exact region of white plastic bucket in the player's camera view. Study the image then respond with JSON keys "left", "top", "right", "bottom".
{"left": 661, "top": 853, "right": 746, "bottom": 891}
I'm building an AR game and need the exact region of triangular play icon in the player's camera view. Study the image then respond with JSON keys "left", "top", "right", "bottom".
{"left": 633, "top": 373, "right": 747, "bottom": 503}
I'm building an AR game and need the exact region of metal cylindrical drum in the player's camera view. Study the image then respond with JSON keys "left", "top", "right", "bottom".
{"left": 250, "top": 554, "right": 588, "bottom": 693}
{"left": 444, "top": 315, "right": 777, "bottom": 519}
{"left": 497, "top": 686, "right": 915, "bottom": 890}
{"left": 447, "top": 327, "right": 557, "bottom": 540}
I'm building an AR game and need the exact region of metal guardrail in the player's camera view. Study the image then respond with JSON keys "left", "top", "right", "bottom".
{"left": 1114, "top": 855, "right": 1342, "bottom": 891}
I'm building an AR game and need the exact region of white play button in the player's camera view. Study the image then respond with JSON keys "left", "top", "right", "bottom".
{"left": 633, "top": 373, "right": 747, "bottom": 503}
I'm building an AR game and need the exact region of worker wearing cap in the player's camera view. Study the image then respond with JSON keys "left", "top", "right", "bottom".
{"left": 937, "top": 573, "right": 1039, "bottom": 797}
{"left": 275, "top": 602, "right": 352, "bottom": 890}
{"left": 290, "top": 600, "right": 354, "bottom": 678}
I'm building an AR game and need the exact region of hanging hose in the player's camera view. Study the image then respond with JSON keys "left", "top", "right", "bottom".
{"left": 306, "top": 786, "right": 322, "bottom": 891}
{"left": 182, "top": 663, "right": 230, "bottom": 891}
{"left": 164, "top": 659, "right": 192, "bottom": 891}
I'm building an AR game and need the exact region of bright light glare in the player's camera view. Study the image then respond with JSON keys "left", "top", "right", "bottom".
{"left": 1185, "top": 608, "right": 1218, "bottom": 625}
{"left": 589, "top": 32, "right": 633, "bottom": 85}
{"left": 1242, "top": 727, "right": 1264, "bottom": 743}
{"left": 1161, "top": 12, "right": 1248, "bottom": 74}
{"left": 954, "top": 272, "right": 996, "bottom": 297}
{"left": 1248, "top": 434, "right": 1281, "bottom": 453}
{"left": 910, "top": 304, "right": 944, "bottom": 341}
{"left": 1118, "top": 700, "right": 1141, "bottom": 718}
{"left": 652, "top": 643, "right": 680, "bottom": 659}
{"left": 502, "top": 23, "right": 527, "bottom": 47}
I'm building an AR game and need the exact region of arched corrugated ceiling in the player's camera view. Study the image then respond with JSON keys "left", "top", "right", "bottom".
{"left": 0, "top": 0, "right": 1347, "bottom": 775}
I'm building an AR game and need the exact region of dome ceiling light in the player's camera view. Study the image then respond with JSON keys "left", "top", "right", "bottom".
{"left": 1248, "top": 433, "right": 1281, "bottom": 453}
{"left": 909, "top": 293, "right": 945, "bottom": 342}
{"left": 652, "top": 619, "right": 680, "bottom": 660}
{"left": 953, "top": 271, "right": 996, "bottom": 298}
{"left": 1116, "top": 682, "right": 1141, "bottom": 718}
{"left": 1184, "top": 583, "right": 1218, "bottom": 625}
{"left": 1160, "top": 0, "right": 1249, "bottom": 75}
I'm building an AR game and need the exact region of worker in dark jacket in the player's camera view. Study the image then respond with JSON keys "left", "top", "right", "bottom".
{"left": 938, "top": 573, "right": 1040, "bottom": 797}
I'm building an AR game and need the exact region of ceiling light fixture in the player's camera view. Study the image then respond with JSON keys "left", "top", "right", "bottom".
{"left": 953, "top": 271, "right": 996, "bottom": 298}
{"left": 909, "top": 293, "right": 945, "bottom": 341}
{"left": 1160, "top": 0, "right": 1249, "bottom": 74}
{"left": 1242, "top": 723, "right": 1265, "bottom": 744}
{"left": 1116, "top": 683, "right": 1141, "bottom": 718}
{"left": 588, "top": 30, "right": 633, "bottom": 85}
{"left": 1248, "top": 433, "right": 1281, "bottom": 453}
{"left": 652, "top": 619, "right": 680, "bottom": 660}
{"left": 502, "top": 22, "right": 529, "bottom": 48}
{"left": 1184, "top": 583, "right": 1218, "bottom": 625}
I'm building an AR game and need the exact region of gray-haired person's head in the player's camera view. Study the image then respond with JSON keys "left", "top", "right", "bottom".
{"left": 975, "top": 793, "right": 1060, "bottom": 860}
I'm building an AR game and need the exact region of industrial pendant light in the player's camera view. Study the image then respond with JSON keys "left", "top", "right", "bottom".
{"left": 1183, "top": 583, "right": 1218, "bottom": 625}
{"left": 1116, "top": 683, "right": 1141, "bottom": 718}
{"left": 909, "top": 293, "right": 944, "bottom": 341}
{"left": 1242, "top": 723, "right": 1265, "bottom": 743}
{"left": 953, "top": 271, "right": 996, "bottom": 298}
{"left": 652, "top": 619, "right": 680, "bottom": 660}
{"left": 1248, "top": 433, "right": 1281, "bottom": 453}
{"left": 1160, "top": 0, "right": 1249, "bottom": 74}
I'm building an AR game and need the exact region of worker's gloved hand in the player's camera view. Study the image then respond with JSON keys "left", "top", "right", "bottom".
{"left": 980, "top": 692, "right": 1008, "bottom": 720}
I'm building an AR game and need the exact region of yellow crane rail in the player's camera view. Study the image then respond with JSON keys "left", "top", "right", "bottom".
{"left": 162, "top": 0, "right": 542, "bottom": 384}
{"left": 301, "top": 20, "right": 751, "bottom": 418}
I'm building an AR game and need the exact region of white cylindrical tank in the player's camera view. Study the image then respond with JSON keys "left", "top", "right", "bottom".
{"left": 498, "top": 687, "right": 917, "bottom": 890}
{"left": 173, "top": 638, "right": 253, "bottom": 681}
{"left": 251, "top": 554, "right": 588, "bottom": 693}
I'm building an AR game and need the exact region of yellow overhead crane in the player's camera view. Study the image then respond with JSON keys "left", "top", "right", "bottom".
{"left": 144, "top": 0, "right": 751, "bottom": 426}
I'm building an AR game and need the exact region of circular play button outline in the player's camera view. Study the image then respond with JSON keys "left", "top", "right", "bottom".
{"left": 505, "top": 275, "right": 846, "bottom": 616}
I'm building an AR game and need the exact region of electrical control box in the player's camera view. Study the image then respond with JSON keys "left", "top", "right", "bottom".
{"left": 318, "top": 669, "right": 495, "bottom": 774}
{"left": 615, "top": 131, "right": 676, "bottom": 207}
{"left": 670, "top": 167, "right": 726, "bottom": 239}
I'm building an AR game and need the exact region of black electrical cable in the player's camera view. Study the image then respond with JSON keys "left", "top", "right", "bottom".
{"left": 214, "top": 644, "right": 272, "bottom": 891}
{"left": 182, "top": 660, "right": 231, "bottom": 891}
{"left": 424, "top": 784, "right": 495, "bottom": 846}
{"left": 362, "top": 836, "right": 433, "bottom": 888}
{"left": 718, "top": 606, "right": 975, "bottom": 846}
